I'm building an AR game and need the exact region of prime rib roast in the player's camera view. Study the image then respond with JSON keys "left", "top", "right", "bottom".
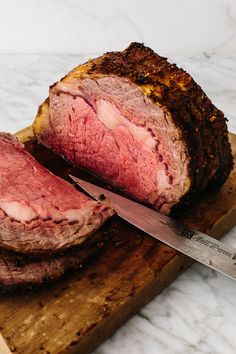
{"left": 0, "top": 43, "right": 233, "bottom": 292}
{"left": 33, "top": 42, "right": 233, "bottom": 215}
{"left": 0, "top": 133, "right": 113, "bottom": 291}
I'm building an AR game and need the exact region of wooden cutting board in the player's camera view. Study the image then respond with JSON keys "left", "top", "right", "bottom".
{"left": 0, "top": 128, "right": 236, "bottom": 354}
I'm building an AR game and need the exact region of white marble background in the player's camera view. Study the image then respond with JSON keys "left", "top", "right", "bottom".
{"left": 0, "top": 1, "right": 236, "bottom": 354}
{"left": 0, "top": 0, "right": 236, "bottom": 55}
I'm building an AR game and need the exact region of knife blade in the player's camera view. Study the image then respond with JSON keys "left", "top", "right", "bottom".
{"left": 70, "top": 175, "right": 236, "bottom": 281}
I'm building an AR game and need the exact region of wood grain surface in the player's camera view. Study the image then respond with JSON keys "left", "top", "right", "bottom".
{"left": 0, "top": 130, "right": 235, "bottom": 354}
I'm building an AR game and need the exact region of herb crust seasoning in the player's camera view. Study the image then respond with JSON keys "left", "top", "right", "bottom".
{"left": 33, "top": 43, "right": 233, "bottom": 215}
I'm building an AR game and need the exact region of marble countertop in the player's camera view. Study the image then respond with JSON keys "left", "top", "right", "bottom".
{"left": 0, "top": 0, "right": 236, "bottom": 55}
{"left": 0, "top": 54, "right": 236, "bottom": 354}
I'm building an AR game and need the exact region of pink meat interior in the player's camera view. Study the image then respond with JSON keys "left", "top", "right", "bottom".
{"left": 46, "top": 76, "right": 188, "bottom": 213}
{"left": 0, "top": 135, "right": 104, "bottom": 223}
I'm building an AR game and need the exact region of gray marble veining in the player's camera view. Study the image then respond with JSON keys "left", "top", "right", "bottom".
{"left": 0, "top": 54, "right": 235, "bottom": 354}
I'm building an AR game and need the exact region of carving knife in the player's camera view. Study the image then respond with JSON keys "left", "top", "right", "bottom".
{"left": 70, "top": 175, "right": 236, "bottom": 281}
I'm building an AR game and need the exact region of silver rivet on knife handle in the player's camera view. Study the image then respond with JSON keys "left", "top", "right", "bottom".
{"left": 70, "top": 175, "right": 236, "bottom": 281}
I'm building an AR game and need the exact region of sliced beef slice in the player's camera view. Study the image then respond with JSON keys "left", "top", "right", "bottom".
{"left": 0, "top": 133, "right": 113, "bottom": 254}
{"left": 33, "top": 42, "right": 233, "bottom": 215}
{"left": 0, "top": 248, "right": 90, "bottom": 292}
{"left": 0, "top": 231, "right": 104, "bottom": 293}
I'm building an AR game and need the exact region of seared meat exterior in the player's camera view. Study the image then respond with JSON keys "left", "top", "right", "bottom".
{"left": 33, "top": 42, "right": 233, "bottom": 215}
{"left": 0, "top": 133, "right": 113, "bottom": 254}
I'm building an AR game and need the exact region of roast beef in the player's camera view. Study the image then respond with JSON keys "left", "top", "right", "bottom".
{"left": 0, "top": 133, "right": 113, "bottom": 254}
{"left": 0, "top": 231, "right": 104, "bottom": 292}
{"left": 33, "top": 43, "right": 233, "bottom": 215}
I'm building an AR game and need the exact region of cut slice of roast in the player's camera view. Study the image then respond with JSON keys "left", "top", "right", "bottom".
{"left": 33, "top": 42, "right": 233, "bottom": 215}
{"left": 0, "top": 133, "right": 113, "bottom": 254}
{"left": 0, "top": 231, "right": 104, "bottom": 293}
